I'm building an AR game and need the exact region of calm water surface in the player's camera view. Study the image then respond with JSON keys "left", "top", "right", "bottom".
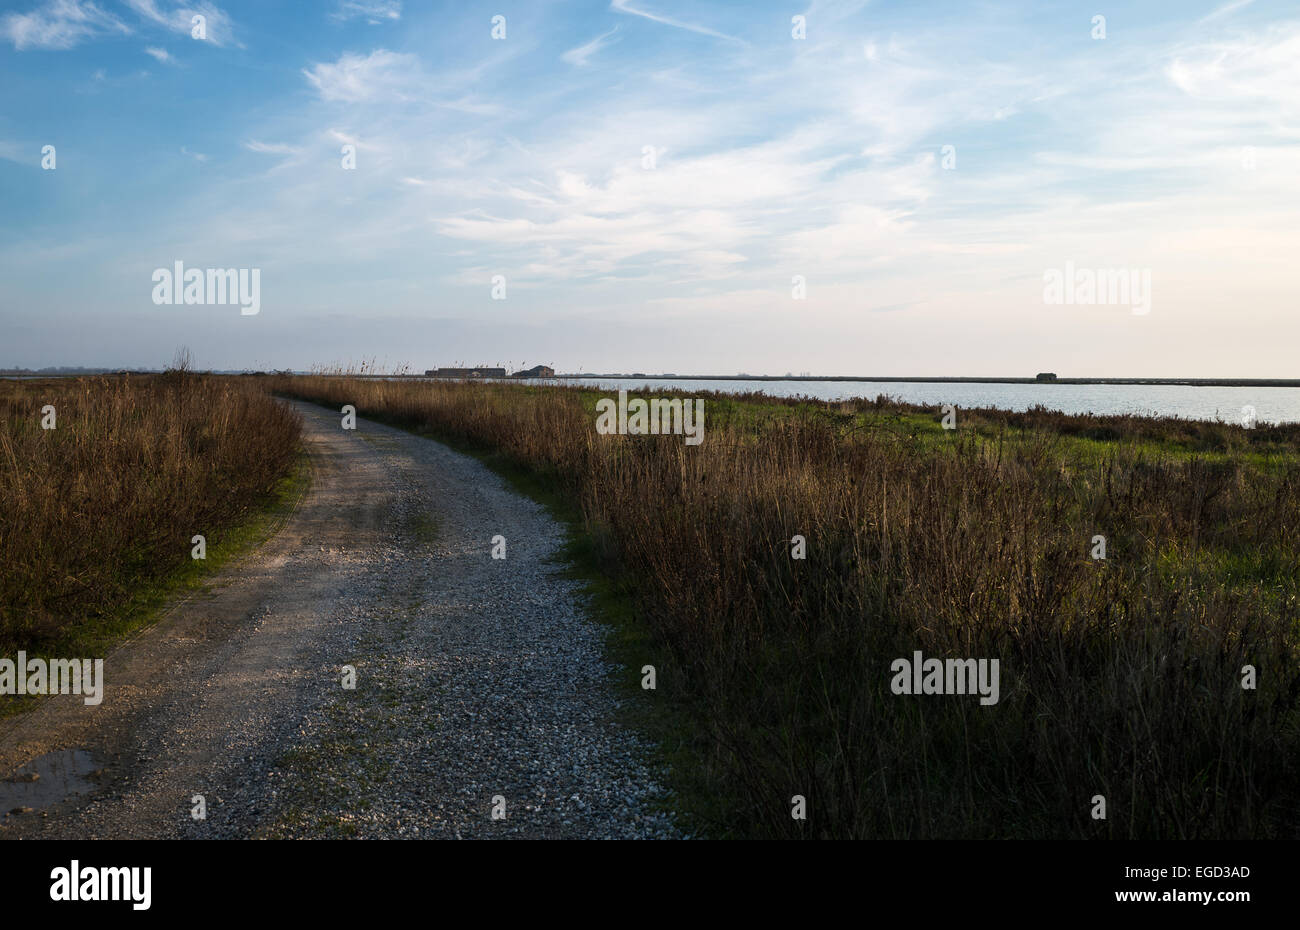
{"left": 557, "top": 379, "right": 1300, "bottom": 425}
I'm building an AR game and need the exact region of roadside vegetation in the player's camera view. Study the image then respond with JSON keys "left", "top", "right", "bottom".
{"left": 270, "top": 374, "right": 1300, "bottom": 839}
{"left": 0, "top": 367, "right": 302, "bottom": 658}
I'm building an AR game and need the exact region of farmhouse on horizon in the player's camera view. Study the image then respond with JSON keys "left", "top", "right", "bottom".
{"left": 423, "top": 364, "right": 555, "bottom": 379}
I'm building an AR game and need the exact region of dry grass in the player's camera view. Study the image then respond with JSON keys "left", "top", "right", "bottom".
{"left": 278, "top": 375, "right": 1300, "bottom": 837}
{"left": 0, "top": 371, "right": 301, "bottom": 648}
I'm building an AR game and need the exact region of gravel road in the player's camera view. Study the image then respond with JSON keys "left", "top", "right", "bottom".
{"left": 0, "top": 399, "right": 678, "bottom": 839}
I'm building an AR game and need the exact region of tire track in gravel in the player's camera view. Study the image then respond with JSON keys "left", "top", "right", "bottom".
{"left": 0, "top": 399, "right": 678, "bottom": 839}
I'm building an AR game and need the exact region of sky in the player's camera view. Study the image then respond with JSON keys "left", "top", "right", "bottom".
{"left": 0, "top": 0, "right": 1297, "bottom": 376}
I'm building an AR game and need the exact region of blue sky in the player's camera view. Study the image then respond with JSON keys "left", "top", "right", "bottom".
{"left": 1, "top": 0, "right": 1297, "bottom": 375}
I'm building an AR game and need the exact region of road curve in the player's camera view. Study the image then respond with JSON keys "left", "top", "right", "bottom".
{"left": 0, "top": 399, "right": 677, "bottom": 839}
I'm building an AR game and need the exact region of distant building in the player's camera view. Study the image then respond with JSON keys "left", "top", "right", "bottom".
{"left": 424, "top": 367, "right": 508, "bottom": 379}
{"left": 1035, "top": 372, "right": 1058, "bottom": 381}
{"left": 512, "top": 365, "right": 555, "bottom": 378}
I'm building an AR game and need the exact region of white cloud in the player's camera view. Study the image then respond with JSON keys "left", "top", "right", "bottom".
{"left": 1165, "top": 24, "right": 1300, "bottom": 119}
{"left": 124, "top": 0, "right": 238, "bottom": 48}
{"left": 244, "top": 140, "right": 302, "bottom": 156}
{"left": 562, "top": 27, "right": 619, "bottom": 66}
{"left": 0, "top": 141, "right": 29, "bottom": 164}
{"left": 143, "top": 45, "right": 172, "bottom": 63}
{"left": 327, "top": 128, "right": 373, "bottom": 150}
{"left": 609, "top": 0, "right": 744, "bottom": 44}
{"left": 303, "top": 49, "right": 421, "bottom": 102}
{"left": 1199, "top": 0, "right": 1254, "bottom": 24}
{"left": 330, "top": 1, "right": 401, "bottom": 24}
{"left": 2, "top": 0, "right": 129, "bottom": 50}
{"left": 19, "top": 3, "right": 1296, "bottom": 377}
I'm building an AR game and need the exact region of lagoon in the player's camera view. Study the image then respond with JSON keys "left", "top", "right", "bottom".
{"left": 558, "top": 378, "right": 1300, "bottom": 425}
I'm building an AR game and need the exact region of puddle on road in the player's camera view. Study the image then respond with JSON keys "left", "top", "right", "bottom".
{"left": 0, "top": 748, "right": 99, "bottom": 814}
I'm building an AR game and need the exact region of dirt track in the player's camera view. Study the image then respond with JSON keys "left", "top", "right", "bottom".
{"left": 0, "top": 400, "right": 676, "bottom": 839}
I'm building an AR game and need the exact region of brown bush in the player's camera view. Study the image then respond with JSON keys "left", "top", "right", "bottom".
{"left": 271, "top": 375, "right": 1300, "bottom": 838}
{"left": 0, "top": 372, "right": 301, "bottom": 646}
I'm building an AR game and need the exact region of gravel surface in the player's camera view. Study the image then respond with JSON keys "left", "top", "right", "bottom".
{"left": 0, "top": 400, "right": 679, "bottom": 839}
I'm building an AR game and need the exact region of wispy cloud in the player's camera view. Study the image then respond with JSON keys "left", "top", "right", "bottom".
{"left": 1199, "top": 0, "right": 1255, "bottom": 24}
{"left": 610, "top": 0, "right": 744, "bottom": 44}
{"left": 0, "top": 140, "right": 29, "bottom": 164}
{"left": 143, "top": 45, "right": 173, "bottom": 63}
{"left": 562, "top": 26, "right": 619, "bottom": 65}
{"left": 124, "top": 0, "right": 238, "bottom": 48}
{"left": 330, "top": 1, "right": 401, "bottom": 24}
{"left": 244, "top": 140, "right": 302, "bottom": 156}
{"left": 1165, "top": 21, "right": 1300, "bottom": 120}
{"left": 2, "top": 0, "right": 129, "bottom": 50}
{"left": 303, "top": 49, "right": 421, "bottom": 102}
{"left": 302, "top": 48, "right": 506, "bottom": 117}
{"left": 179, "top": 145, "right": 207, "bottom": 162}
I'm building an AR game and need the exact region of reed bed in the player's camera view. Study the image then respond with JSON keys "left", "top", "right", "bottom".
{"left": 0, "top": 371, "right": 301, "bottom": 647}
{"left": 273, "top": 375, "right": 1300, "bottom": 838}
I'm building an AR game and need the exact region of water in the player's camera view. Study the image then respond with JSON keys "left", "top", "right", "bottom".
{"left": 0, "top": 748, "right": 99, "bottom": 814}
{"left": 556, "top": 379, "right": 1300, "bottom": 425}
{"left": 18, "top": 373, "right": 1294, "bottom": 424}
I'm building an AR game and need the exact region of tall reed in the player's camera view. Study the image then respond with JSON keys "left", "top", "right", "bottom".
{"left": 0, "top": 372, "right": 301, "bottom": 646}
{"left": 272, "top": 375, "right": 1300, "bottom": 838}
